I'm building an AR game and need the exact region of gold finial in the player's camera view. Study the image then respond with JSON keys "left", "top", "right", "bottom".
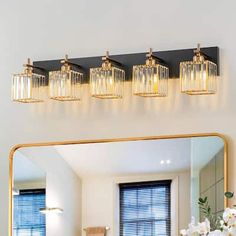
{"left": 193, "top": 43, "right": 205, "bottom": 62}
{"left": 61, "top": 54, "right": 69, "bottom": 64}
{"left": 146, "top": 48, "right": 153, "bottom": 59}
{"left": 61, "top": 54, "right": 70, "bottom": 71}
{"left": 102, "top": 51, "right": 112, "bottom": 69}
{"left": 194, "top": 43, "right": 201, "bottom": 55}
{"left": 102, "top": 51, "right": 110, "bottom": 62}
{"left": 197, "top": 43, "right": 201, "bottom": 52}
{"left": 23, "top": 58, "right": 31, "bottom": 67}
{"left": 23, "top": 58, "right": 33, "bottom": 74}
{"left": 27, "top": 58, "right": 31, "bottom": 65}
{"left": 146, "top": 48, "right": 156, "bottom": 66}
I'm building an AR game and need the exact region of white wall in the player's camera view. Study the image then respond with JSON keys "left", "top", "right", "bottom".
{"left": 1, "top": 1, "right": 236, "bottom": 235}
{"left": 19, "top": 147, "right": 82, "bottom": 236}
{"left": 82, "top": 171, "right": 190, "bottom": 236}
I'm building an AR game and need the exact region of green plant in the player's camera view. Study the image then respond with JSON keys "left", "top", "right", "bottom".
{"left": 198, "top": 197, "right": 220, "bottom": 230}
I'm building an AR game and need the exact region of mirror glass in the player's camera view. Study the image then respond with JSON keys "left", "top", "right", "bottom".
{"left": 12, "top": 135, "right": 226, "bottom": 236}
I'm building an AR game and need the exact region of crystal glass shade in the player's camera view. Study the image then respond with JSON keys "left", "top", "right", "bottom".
{"left": 180, "top": 60, "right": 217, "bottom": 95}
{"left": 90, "top": 66, "right": 125, "bottom": 99}
{"left": 49, "top": 70, "right": 83, "bottom": 101}
{"left": 133, "top": 64, "right": 169, "bottom": 97}
{"left": 12, "top": 72, "right": 46, "bottom": 103}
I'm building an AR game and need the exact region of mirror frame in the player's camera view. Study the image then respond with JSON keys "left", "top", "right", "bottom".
{"left": 8, "top": 133, "right": 228, "bottom": 236}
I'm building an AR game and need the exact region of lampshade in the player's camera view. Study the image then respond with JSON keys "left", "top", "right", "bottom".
{"left": 132, "top": 49, "right": 169, "bottom": 97}
{"left": 180, "top": 44, "right": 217, "bottom": 95}
{"left": 90, "top": 51, "right": 125, "bottom": 99}
{"left": 12, "top": 59, "right": 46, "bottom": 103}
{"left": 49, "top": 55, "right": 83, "bottom": 101}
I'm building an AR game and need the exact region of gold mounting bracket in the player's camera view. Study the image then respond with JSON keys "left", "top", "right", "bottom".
{"left": 60, "top": 54, "right": 82, "bottom": 72}
{"left": 102, "top": 51, "right": 122, "bottom": 69}
{"left": 146, "top": 48, "right": 166, "bottom": 67}
{"left": 23, "top": 58, "right": 46, "bottom": 74}
{"left": 193, "top": 43, "right": 212, "bottom": 62}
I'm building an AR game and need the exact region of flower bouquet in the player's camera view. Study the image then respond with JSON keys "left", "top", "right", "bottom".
{"left": 180, "top": 192, "right": 236, "bottom": 236}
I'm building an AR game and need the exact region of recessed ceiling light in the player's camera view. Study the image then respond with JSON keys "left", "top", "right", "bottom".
{"left": 166, "top": 160, "right": 171, "bottom": 164}
{"left": 160, "top": 160, "right": 165, "bottom": 164}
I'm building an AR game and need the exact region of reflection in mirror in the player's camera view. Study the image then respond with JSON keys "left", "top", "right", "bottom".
{"left": 13, "top": 151, "right": 46, "bottom": 236}
{"left": 12, "top": 135, "right": 226, "bottom": 236}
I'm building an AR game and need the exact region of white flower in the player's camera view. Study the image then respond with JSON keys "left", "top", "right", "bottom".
{"left": 197, "top": 218, "right": 210, "bottom": 235}
{"left": 223, "top": 208, "right": 236, "bottom": 227}
{"left": 180, "top": 217, "right": 210, "bottom": 236}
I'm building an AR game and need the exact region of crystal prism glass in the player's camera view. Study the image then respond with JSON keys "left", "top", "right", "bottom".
{"left": 12, "top": 72, "right": 46, "bottom": 103}
{"left": 90, "top": 66, "right": 125, "bottom": 99}
{"left": 132, "top": 64, "right": 169, "bottom": 97}
{"left": 49, "top": 70, "right": 83, "bottom": 101}
{"left": 180, "top": 60, "right": 217, "bottom": 95}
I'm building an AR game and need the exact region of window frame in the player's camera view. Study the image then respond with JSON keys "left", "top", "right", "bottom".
{"left": 119, "top": 180, "right": 171, "bottom": 236}
{"left": 13, "top": 188, "right": 46, "bottom": 236}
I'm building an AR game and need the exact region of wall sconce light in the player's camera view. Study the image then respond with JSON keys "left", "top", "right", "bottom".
{"left": 180, "top": 44, "right": 218, "bottom": 95}
{"left": 12, "top": 188, "right": 19, "bottom": 196}
{"left": 132, "top": 48, "right": 169, "bottom": 97}
{"left": 90, "top": 51, "right": 125, "bottom": 99}
{"left": 49, "top": 55, "right": 83, "bottom": 101}
{"left": 40, "top": 207, "right": 63, "bottom": 214}
{"left": 12, "top": 58, "right": 46, "bottom": 103}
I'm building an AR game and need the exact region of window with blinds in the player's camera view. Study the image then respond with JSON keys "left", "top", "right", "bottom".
{"left": 119, "top": 180, "right": 171, "bottom": 236}
{"left": 13, "top": 189, "right": 46, "bottom": 236}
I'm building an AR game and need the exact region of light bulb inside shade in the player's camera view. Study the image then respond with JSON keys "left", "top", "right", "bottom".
{"left": 49, "top": 70, "right": 83, "bottom": 101}
{"left": 132, "top": 64, "right": 169, "bottom": 97}
{"left": 40, "top": 207, "right": 63, "bottom": 214}
{"left": 180, "top": 60, "right": 217, "bottom": 95}
{"left": 90, "top": 67, "right": 125, "bottom": 99}
{"left": 12, "top": 73, "right": 46, "bottom": 103}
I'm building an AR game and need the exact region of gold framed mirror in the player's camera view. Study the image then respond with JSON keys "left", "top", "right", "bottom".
{"left": 9, "top": 133, "right": 228, "bottom": 236}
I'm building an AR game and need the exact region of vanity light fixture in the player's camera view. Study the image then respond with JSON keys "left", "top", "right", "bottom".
{"left": 49, "top": 55, "right": 83, "bottom": 101}
{"left": 180, "top": 44, "right": 217, "bottom": 95}
{"left": 90, "top": 51, "right": 125, "bottom": 99}
{"left": 132, "top": 48, "right": 169, "bottom": 97}
{"left": 40, "top": 207, "right": 63, "bottom": 214}
{"left": 12, "top": 58, "right": 46, "bottom": 103}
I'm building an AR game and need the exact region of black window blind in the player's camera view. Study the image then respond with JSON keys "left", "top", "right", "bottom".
{"left": 13, "top": 189, "right": 46, "bottom": 236}
{"left": 120, "top": 180, "right": 171, "bottom": 236}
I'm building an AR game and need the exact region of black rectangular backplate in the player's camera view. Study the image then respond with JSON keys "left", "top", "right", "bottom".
{"left": 34, "top": 47, "right": 219, "bottom": 83}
